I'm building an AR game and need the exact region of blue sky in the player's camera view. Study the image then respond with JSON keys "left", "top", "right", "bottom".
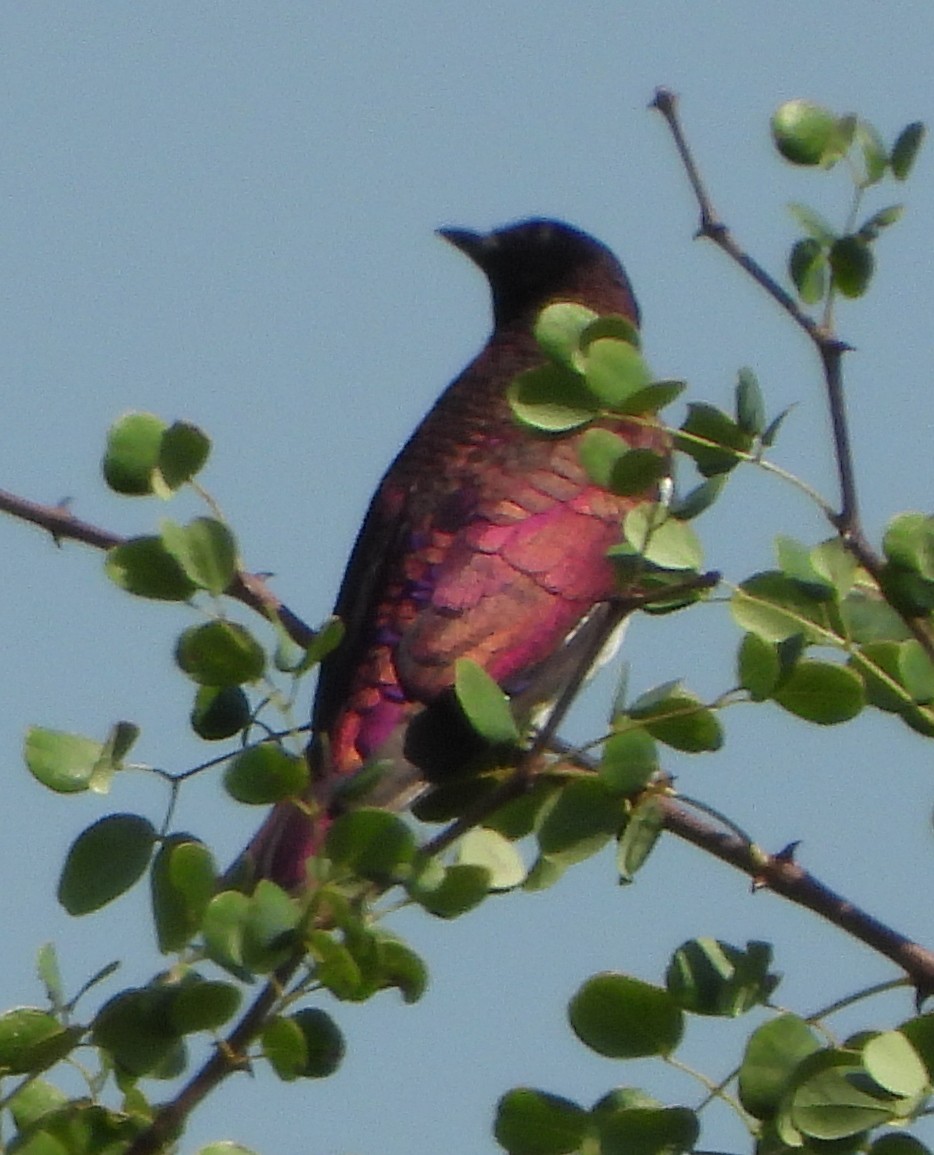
{"left": 2, "top": 5, "right": 934, "bottom": 1154}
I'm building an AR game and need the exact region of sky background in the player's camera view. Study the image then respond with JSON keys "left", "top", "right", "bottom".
{"left": 2, "top": 5, "right": 934, "bottom": 1154}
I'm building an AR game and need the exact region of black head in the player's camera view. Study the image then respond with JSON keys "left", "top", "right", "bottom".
{"left": 438, "top": 218, "right": 639, "bottom": 329}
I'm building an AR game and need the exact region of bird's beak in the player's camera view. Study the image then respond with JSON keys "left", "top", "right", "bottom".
{"left": 436, "top": 226, "right": 491, "bottom": 268}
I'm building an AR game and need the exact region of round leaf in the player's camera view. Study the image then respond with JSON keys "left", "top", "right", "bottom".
{"left": 105, "top": 536, "right": 197, "bottom": 601}
{"left": 151, "top": 837, "right": 217, "bottom": 953}
{"left": 102, "top": 412, "right": 166, "bottom": 495}
{"left": 0, "top": 1008, "right": 80, "bottom": 1075}
{"left": 171, "top": 980, "right": 241, "bottom": 1034}
{"left": 583, "top": 338, "right": 651, "bottom": 407}
{"left": 58, "top": 814, "right": 156, "bottom": 915}
{"left": 158, "top": 421, "right": 211, "bottom": 490}
{"left": 569, "top": 973, "right": 683, "bottom": 1058}
{"left": 494, "top": 1089, "right": 588, "bottom": 1155}
{"left": 454, "top": 658, "right": 520, "bottom": 745}
{"left": 508, "top": 365, "right": 597, "bottom": 432}
{"left": 771, "top": 100, "right": 840, "bottom": 166}
{"left": 325, "top": 809, "right": 416, "bottom": 878}
{"left": 456, "top": 828, "right": 526, "bottom": 890}
{"left": 537, "top": 778, "right": 623, "bottom": 864}
{"left": 830, "top": 235, "right": 874, "bottom": 298}
{"left": 175, "top": 620, "right": 266, "bottom": 686}
{"left": 191, "top": 685, "right": 251, "bottom": 740}
{"left": 533, "top": 302, "right": 598, "bottom": 367}
{"left": 24, "top": 727, "right": 103, "bottom": 794}
{"left": 738, "top": 1014, "right": 822, "bottom": 1120}
{"left": 263, "top": 1009, "right": 344, "bottom": 1080}
{"left": 160, "top": 517, "right": 237, "bottom": 594}
{"left": 223, "top": 745, "right": 309, "bottom": 805}
{"left": 599, "top": 729, "right": 658, "bottom": 794}
{"left": 772, "top": 660, "right": 865, "bottom": 724}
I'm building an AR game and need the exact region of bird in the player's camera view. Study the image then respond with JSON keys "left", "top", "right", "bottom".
{"left": 241, "top": 218, "right": 669, "bottom": 890}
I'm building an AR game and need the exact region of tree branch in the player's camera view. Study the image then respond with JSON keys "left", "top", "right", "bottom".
{"left": 650, "top": 87, "right": 934, "bottom": 664}
{"left": 0, "top": 486, "right": 317, "bottom": 648}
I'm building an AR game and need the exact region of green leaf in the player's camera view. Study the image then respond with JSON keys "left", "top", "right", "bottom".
{"left": 628, "top": 684, "right": 723, "bottom": 752}
{"left": 772, "top": 660, "right": 865, "bottom": 724}
{"left": 599, "top": 729, "right": 658, "bottom": 794}
{"left": 666, "top": 938, "right": 777, "bottom": 1016}
{"left": 508, "top": 365, "right": 597, "bottom": 432}
{"left": 92, "top": 987, "right": 181, "bottom": 1076}
{"left": 175, "top": 621, "right": 266, "bottom": 686}
{"left": 776, "top": 535, "right": 834, "bottom": 596}
{"left": 536, "top": 778, "right": 623, "bottom": 864}
{"left": 285, "top": 614, "right": 346, "bottom": 675}
{"left": 157, "top": 421, "right": 211, "bottom": 491}
{"left": 732, "top": 571, "right": 832, "bottom": 643}
{"left": 738, "top": 633, "right": 781, "bottom": 700}
{"left": 58, "top": 814, "right": 156, "bottom": 915}
{"left": 614, "top": 377, "right": 686, "bottom": 417}
{"left": 0, "top": 1008, "right": 80, "bottom": 1075}
{"left": 787, "top": 201, "right": 836, "bottom": 244}
{"left": 596, "top": 1105, "right": 699, "bottom": 1155}
{"left": 578, "top": 427, "right": 630, "bottom": 488}
{"left": 191, "top": 685, "right": 251, "bottom": 740}
{"left": 583, "top": 339, "right": 652, "bottom": 407}
{"left": 494, "top": 1089, "right": 588, "bottom": 1155}
{"left": 859, "top": 204, "right": 904, "bottom": 241}
{"left": 789, "top": 237, "right": 827, "bottom": 304}
{"left": 454, "top": 658, "right": 520, "bottom": 745}
{"left": 202, "top": 891, "right": 252, "bottom": 978}
{"left": 623, "top": 506, "right": 702, "bottom": 570}
{"left": 170, "top": 979, "right": 241, "bottom": 1034}
{"left": 533, "top": 302, "right": 598, "bottom": 368}
{"left": 242, "top": 880, "right": 301, "bottom": 973}
{"left": 790, "top": 1050, "right": 896, "bottom": 1140}
{"left": 676, "top": 402, "right": 753, "bottom": 476}
{"left": 761, "top": 403, "right": 795, "bottom": 448}
{"left": 739, "top": 1013, "right": 822, "bottom": 1120}
{"left": 456, "top": 828, "right": 526, "bottom": 890}
{"left": 325, "top": 809, "right": 416, "bottom": 879}
{"left": 580, "top": 313, "right": 641, "bottom": 351}
{"left": 869, "top": 1136, "right": 933, "bottom": 1155}
{"left": 24, "top": 728, "right": 103, "bottom": 793}
{"left": 884, "top": 512, "right": 934, "bottom": 578}
{"left": 370, "top": 933, "right": 429, "bottom": 1004}
{"left": 36, "top": 943, "right": 64, "bottom": 1011}
{"left": 151, "top": 837, "right": 216, "bottom": 953}
{"left": 102, "top": 412, "right": 167, "bottom": 495}
{"left": 160, "top": 517, "right": 237, "bottom": 594}
{"left": 223, "top": 744, "right": 309, "bottom": 805}
{"left": 7, "top": 1077, "right": 69, "bottom": 1129}
{"left": 569, "top": 973, "right": 683, "bottom": 1058}
{"left": 669, "top": 474, "right": 727, "bottom": 521}
{"left": 105, "top": 536, "right": 198, "bottom": 601}
{"left": 735, "top": 367, "right": 765, "bottom": 436}
{"left": 863, "top": 1031, "right": 928, "bottom": 1098}
{"left": 891, "top": 122, "right": 925, "bottom": 180}
{"left": 408, "top": 862, "right": 490, "bottom": 917}
{"left": 606, "top": 449, "right": 668, "bottom": 497}
{"left": 829, "top": 235, "right": 874, "bottom": 298}
{"left": 616, "top": 796, "right": 665, "bottom": 882}
{"left": 771, "top": 100, "right": 841, "bottom": 166}
{"left": 856, "top": 119, "right": 889, "bottom": 185}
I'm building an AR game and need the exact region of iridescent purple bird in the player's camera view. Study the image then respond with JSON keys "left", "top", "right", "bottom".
{"left": 243, "top": 219, "right": 668, "bottom": 889}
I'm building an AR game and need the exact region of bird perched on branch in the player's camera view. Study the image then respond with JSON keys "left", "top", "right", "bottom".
{"left": 242, "top": 218, "right": 668, "bottom": 889}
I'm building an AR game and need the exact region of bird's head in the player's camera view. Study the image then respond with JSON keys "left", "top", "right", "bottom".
{"left": 437, "top": 218, "right": 640, "bottom": 330}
